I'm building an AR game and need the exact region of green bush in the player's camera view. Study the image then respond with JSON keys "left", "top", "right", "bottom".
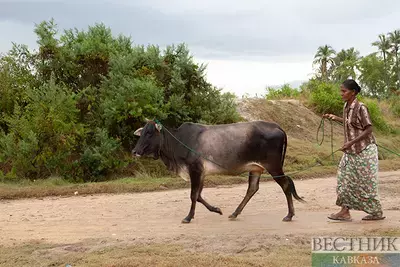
{"left": 0, "top": 19, "right": 242, "bottom": 181}
{"left": 265, "top": 84, "right": 300, "bottom": 100}
{"left": 69, "top": 128, "right": 127, "bottom": 182}
{"left": 191, "top": 90, "right": 241, "bottom": 125}
{"left": 0, "top": 81, "right": 84, "bottom": 179}
{"left": 303, "top": 80, "right": 391, "bottom": 133}
{"left": 306, "top": 80, "right": 344, "bottom": 115}
{"left": 0, "top": 45, "right": 38, "bottom": 133}
{"left": 100, "top": 70, "right": 166, "bottom": 149}
{"left": 0, "top": 81, "right": 128, "bottom": 181}
{"left": 359, "top": 97, "right": 392, "bottom": 133}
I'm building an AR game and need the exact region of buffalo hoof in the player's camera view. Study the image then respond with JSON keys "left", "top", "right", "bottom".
{"left": 228, "top": 213, "right": 238, "bottom": 220}
{"left": 213, "top": 207, "right": 223, "bottom": 215}
{"left": 181, "top": 217, "right": 192, "bottom": 224}
{"left": 282, "top": 216, "right": 293, "bottom": 222}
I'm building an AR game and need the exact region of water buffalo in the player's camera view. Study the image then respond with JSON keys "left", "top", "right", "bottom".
{"left": 132, "top": 120, "right": 304, "bottom": 223}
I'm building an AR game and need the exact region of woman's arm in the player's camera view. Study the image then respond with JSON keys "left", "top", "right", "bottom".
{"left": 340, "top": 125, "right": 373, "bottom": 151}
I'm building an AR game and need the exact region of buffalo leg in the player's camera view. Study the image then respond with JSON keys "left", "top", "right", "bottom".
{"left": 272, "top": 173, "right": 294, "bottom": 222}
{"left": 197, "top": 177, "right": 223, "bottom": 215}
{"left": 182, "top": 164, "right": 202, "bottom": 223}
{"left": 229, "top": 171, "right": 261, "bottom": 219}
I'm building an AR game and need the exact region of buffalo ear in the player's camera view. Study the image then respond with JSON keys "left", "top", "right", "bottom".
{"left": 134, "top": 127, "right": 143, "bottom": 136}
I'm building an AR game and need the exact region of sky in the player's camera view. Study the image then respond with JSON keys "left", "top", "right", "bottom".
{"left": 1, "top": 0, "right": 400, "bottom": 97}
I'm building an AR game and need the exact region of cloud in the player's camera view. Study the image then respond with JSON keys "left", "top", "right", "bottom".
{"left": 2, "top": 0, "right": 400, "bottom": 60}
{"left": 1, "top": 0, "right": 400, "bottom": 96}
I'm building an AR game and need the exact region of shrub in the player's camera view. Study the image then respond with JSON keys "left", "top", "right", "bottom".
{"left": 193, "top": 90, "right": 242, "bottom": 124}
{"left": 303, "top": 80, "right": 391, "bottom": 133}
{"left": 0, "top": 19, "right": 245, "bottom": 182}
{"left": 265, "top": 84, "right": 300, "bottom": 100}
{"left": 68, "top": 128, "right": 127, "bottom": 182}
{"left": 100, "top": 71, "right": 166, "bottom": 149}
{"left": 0, "top": 81, "right": 84, "bottom": 179}
{"left": 0, "top": 81, "right": 128, "bottom": 181}
{"left": 307, "top": 81, "right": 344, "bottom": 115}
{"left": 359, "top": 97, "right": 392, "bottom": 133}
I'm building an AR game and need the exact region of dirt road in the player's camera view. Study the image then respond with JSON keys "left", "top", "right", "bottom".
{"left": 1, "top": 171, "right": 399, "bottom": 254}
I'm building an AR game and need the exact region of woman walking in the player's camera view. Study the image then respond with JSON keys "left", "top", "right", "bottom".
{"left": 323, "top": 79, "right": 385, "bottom": 221}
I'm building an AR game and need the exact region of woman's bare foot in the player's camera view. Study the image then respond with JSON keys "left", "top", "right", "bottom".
{"left": 328, "top": 206, "right": 352, "bottom": 221}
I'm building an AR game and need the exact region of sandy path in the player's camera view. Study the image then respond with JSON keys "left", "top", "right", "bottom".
{"left": 1, "top": 171, "right": 399, "bottom": 252}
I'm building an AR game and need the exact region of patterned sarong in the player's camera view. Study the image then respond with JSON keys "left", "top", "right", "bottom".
{"left": 336, "top": 143, "right": 383, "bottom": 216}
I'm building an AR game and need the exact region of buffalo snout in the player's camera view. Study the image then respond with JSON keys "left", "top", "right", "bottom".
{"left": 131, "top": 149, "right": 141, "bottom": 157}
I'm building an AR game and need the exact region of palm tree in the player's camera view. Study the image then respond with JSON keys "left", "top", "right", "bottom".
{"left": 372, "top": 34, "right": 391, "bottom": 93}
{"left": 389, "top": 29, "right": 400, "bottom": 90}
{"left": 313, "top": 45, "right": 336, "bottom": 81}
{"left": 333, "top": 47, "right": 360, "bottom": 82}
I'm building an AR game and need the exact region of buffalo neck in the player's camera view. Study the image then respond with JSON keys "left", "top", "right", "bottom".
{"left": 159, "top": 128, "right": 181, "bottom": 173}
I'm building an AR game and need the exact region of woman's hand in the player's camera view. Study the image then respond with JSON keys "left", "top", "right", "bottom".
{"left": 340, "top": 142, "right": 353, "bottom": 152}
{"left": 323, "top": 113, "right": 344, "bottom": 123}
{"left": 323, "top": 114, "right": 337, "bottom": 121}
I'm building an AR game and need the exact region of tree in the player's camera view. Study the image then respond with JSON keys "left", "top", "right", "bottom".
{"left": 358, "top": 53, "right": 387, "bottom": 98}
{"left": 389, "top": 29, "right": 400, "bottom": 91}
{"left": 0, "top": 44, "right": 38, "bottom": 133}
{"left": 332, "top": 47, "right": 360, "bottom": 82}
{"left": 372, "top": 34, "right": 391, "bottom": 94}
{"left": 313, "top": 45, "right": 336, "bottom": 81}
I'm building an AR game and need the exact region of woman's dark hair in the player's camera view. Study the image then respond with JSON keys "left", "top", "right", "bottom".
{"left": 342, "top": 79, "right": 361, "bottom": 93}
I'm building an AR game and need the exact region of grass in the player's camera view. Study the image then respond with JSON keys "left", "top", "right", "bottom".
{"left": 0, "top": 240, "right": 310, "bottom": 267}
{"left": 1, "top": 228, "right": 399, "bottom": 267}
{"left": 0, "top": 174, "right": 246, "bottom": 200}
